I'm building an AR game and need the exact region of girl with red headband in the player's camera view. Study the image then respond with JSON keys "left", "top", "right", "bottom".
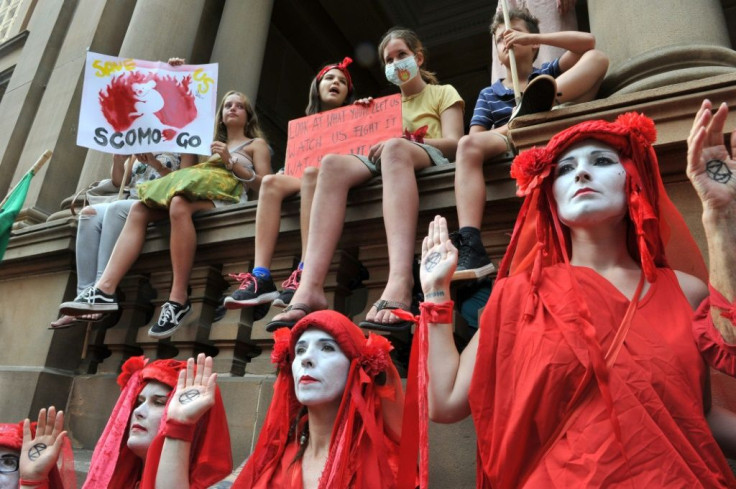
{"left": 233, "top": 310, "right": 405, "bottom": 488}
{"left": 269, "top": 27, "right": 465, "bottom": 332}
{"left": 224, "top": 58, "right": 356, "bottom": 312}
{"left": 82, "top": 354, "right": 231, "bottom": 489}
{"left": 417, "top": 104, "right": 736, "bottom": 487}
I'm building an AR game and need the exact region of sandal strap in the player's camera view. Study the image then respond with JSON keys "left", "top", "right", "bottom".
{"left": 284, "top": 302, "right": 312, "bottom": 314}
{"left": 373, "top": 299, "right": 409, "bottom": 312}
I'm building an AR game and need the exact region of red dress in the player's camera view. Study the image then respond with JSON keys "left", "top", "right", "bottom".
{"left": 469, "top": 266, "right": 736, "bottom": 488}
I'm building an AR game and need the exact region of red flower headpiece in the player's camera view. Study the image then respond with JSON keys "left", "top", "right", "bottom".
{"left": 0, "top": 422, "right": 23, "bottom": 450}
{"left": 316, "top": 57, "right": 354, "bottom": 95}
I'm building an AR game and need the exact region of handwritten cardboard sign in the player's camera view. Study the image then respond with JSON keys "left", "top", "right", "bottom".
{"left": 77, "top": 51, "right": 218, "bottom": 156}
{"left": 285, "top": 94, "right": 402, "bottom": 177}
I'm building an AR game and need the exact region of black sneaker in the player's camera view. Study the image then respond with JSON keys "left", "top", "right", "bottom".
{"left": 148, "top": 300, "right": 191, "bottom": 338}
{"left": 272, "top": 269, "right": 301, "bottom": 308}
{"left": 508, "top": 74, "right": 557, "bottom": 123}
{"left": 223, "top": 272, "right": 279, "bottom": 309}
{"left": 450, "top": 228, "right": 496, "bottom": 281}
{"left": 59, "top": 286, "right": 119, "bottom": 315}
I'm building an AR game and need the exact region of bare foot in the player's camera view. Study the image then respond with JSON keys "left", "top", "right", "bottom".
{"left": 270, "top": 286, "right": 328, "bottom": 323}
{"left": 364, "top": 282, "right": 412, "bottom": 325}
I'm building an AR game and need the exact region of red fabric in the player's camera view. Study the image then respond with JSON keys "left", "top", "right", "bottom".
{"left": 83, "top": 356, "right": 231, "bottom": 489}
{"left": 0, "top": 422, "right": 22, "bottom": 450}
{"left": 316, "top": 57, "right": 354, "bottom": 95}
{"left": 393, "top": 302, "right": 454, "bottom": 489}
{"left": 470, "top": 267, "right": 736, "bottom": 488}
{"left": 236, "top": 310, "right": 403, "bottom": 489}
{"left": 161, "top": 418, "right": 196, "bottom": 442}
{"left": 693, "top": 291, "right": 736, "bottom": 376}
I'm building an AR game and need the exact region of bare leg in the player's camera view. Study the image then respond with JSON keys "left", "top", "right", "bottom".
{"left": 455, "top": 132, "right": 509, "bottom": 229}
{"left": 299, "top": 166, "right": 319, "bottom": 259}
{"left": 253, "top": 173, "right": 301, "bottom": 269}
{"left": 271, "top": 154, "right": 373, "bottom": 322}
{"left": 556, "top": 49, "right": 609, "bottom": 103}
{"left": 167, "top": 196, "right": 214, "bottom": 304}
{"left": 97, "top": 202, "right": 166, "bottom": 295}
{"left": 367, "top": 138, "right": 433, "bottom": 324}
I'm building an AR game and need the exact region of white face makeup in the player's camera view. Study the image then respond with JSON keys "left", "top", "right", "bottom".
{"left": 552, "top": 140, "right": 628, "bottom": 227}
{"left": 0, "top": 448, "right": 19, "bottom": 489}
{"left": 127, "top": 381, "right": 171, "bottom": 459}
{"left": 292, "top": 328, "right": 351, "bottom": 408}
{"left": 318, "top": 68, "right": 349, "bottom": 110}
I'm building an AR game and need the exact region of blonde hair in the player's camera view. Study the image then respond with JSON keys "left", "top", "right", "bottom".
{"left": 214, "top": 90, "right": 266, "bottom": 143}
{"left": 377, "top": 27, "right": 439, "bottom": 85}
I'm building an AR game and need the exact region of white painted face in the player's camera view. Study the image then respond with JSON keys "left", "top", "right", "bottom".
{"left": 0, "top": 448, "right": 19, "bottom": 489}
{"left": 552, "top": 140, "right": 628, "bottom": 227}
{"left": 292, "top": 328, "right": 351, "bottom": 408}
{"left": 127, "top": 381, "right": 171, "bottom": 459}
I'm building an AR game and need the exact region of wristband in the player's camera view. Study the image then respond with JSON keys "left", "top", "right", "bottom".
{"left": 162, "top": 418, "right": 196, "bottom": 442}
{"left": 710, "top": 284, "right": 736, "bottom": 323}
{"left": 20, "top": 478, "right": 48, "bottom": 488}
{"left": 419, "top": 300, "right": 454, "bottom": 324}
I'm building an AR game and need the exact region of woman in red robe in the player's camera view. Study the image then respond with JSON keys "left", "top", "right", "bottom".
{"left": 418, "top": 104, "right": 736, "bottom": 487}
{"left": 234, "top": 310, "right": 405, "bottom": 489}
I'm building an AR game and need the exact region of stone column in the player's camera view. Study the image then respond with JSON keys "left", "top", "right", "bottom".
{"left": 209, "top": 0, "right": 274, "bottom": 104}
{"left": 76, "top": 0, "right": 208, "bottom": 197}
{"left": 590, "top": 0, "right": 736, "bottom": 95}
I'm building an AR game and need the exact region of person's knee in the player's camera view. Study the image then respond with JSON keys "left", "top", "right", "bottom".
{"left": 319, "top": 154, "right": 352, "bottom": 183}
{"left": 302, "top": 166, "right": 319, "bottom": 185}
{"left": 79, "top": 206, "right": 97, "bottom": 218}
{"left": 583, "top": 49, "right": 610, "bottom": 75}
{"left": 260, "top": 173, "right": 281, "bottom": 198}
{"left": 380, "top": 138, "right": 414, "bottom": 172}
{"left": 168, "top": 196, "right": 192, "bottom": 222}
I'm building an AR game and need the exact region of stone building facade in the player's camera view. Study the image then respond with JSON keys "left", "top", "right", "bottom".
{"left": 1, "top": 0, "right": 736, "bottom": 486}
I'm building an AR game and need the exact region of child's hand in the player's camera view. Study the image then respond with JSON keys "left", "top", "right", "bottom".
{"left": 167, "top": 57, "right": 186, "bottom": 67}
{"left": 210, "top": 141, "right": 231, "bottom": 165}
{"left": 503, "top": 28, "right": 536, "bottom": 49}
{"left": 420, "top": 216, "right": 457, "bottom": 300}
{"left": 134, "top": 153, "right": 157, "bottom": 166}
{"left": 354, "top": 97, "right": 374, "bottom": 106}
{"left": 20, "top": 407, "right": 67, "bottom": 482}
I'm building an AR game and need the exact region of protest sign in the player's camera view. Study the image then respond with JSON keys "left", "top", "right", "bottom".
{"left": 284, "top": 94, "right": 402, "bottom": 177}
{"left": 77, "top": 52, "right": 217, "bottom": 156}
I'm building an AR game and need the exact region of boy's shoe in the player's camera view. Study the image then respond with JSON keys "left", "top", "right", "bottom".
{"left": 509, "top": 74, "right": 557, "bottom": 123}
{"left": 273, "top": 268, "right": 301, "bottom": 308}
{"left": 450, "top": 228, "right": 496, "bottom": 281}
{"left": 148, "top": 300, "right": 191, "bottom": 338}
{"left": 223, "top": 272, "right": 279, "bottom": 309}
{"left": 59, "top": 286, "right": 119, "bottom": 315}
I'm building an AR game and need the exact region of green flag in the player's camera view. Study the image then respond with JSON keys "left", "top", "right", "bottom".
{"left": 0, "top": 171, "right": 34, "bottom": 261}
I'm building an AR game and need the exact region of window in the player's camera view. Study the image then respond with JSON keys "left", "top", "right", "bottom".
{"left": 0, "top": 0, "right": 22, "bottom": 44}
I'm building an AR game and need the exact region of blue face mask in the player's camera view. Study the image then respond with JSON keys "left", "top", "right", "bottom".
{"left": 385, "top": 55, "right": 419, "bottom": 86}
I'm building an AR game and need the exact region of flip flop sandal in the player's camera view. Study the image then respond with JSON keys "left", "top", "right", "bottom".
{"left": 265, "top": 303, "right": 312, "bottom": 332}
{"left": 48, "top": 315, "right": 82, "bottom": 330}
{"left": 359, "top": 299, "right": 414, "bottom": 332}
